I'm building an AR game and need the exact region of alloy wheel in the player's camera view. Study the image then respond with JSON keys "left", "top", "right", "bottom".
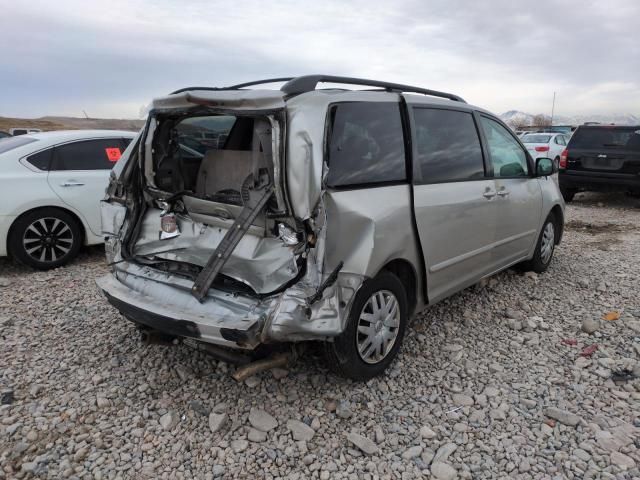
{"left": 22, "top": 217, "right": 74, "bottom": 264}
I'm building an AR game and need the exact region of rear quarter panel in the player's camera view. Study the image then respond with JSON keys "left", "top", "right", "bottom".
{"left": 323, "top": 184, "right": 424, "bottom": 307}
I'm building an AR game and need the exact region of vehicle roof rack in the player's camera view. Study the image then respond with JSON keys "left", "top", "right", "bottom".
{"left": 280, "top": 75, "right": 466, "bottom": 102}
{"left": 170, "top": 78, "right": 294, "bottom": 95}
{"left": 170, "top": 75, "right": 465, "bottom": 103}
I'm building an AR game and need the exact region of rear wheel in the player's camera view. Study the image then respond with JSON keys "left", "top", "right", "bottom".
{"left": 560, "top": 187, "right": 576, "bottom": 203}
{"left": 324, "top": 271, "right": 408, "bottom": 381}
{"left": 9, "top": 208, "right": 82, "bottom": 270}
{"left": 519, "top": 213, "right": 557, "bottom": 274}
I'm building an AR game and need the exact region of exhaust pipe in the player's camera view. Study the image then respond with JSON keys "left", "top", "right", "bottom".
{"left": 139, "top": 328, "right": 177, "bottom": 346}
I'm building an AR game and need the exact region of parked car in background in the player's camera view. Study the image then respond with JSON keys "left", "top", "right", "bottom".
{"left": 97, "top": 75, "right": 564, "bottom": 380}
{"left": 9, "top": 128, "right": 42, "bottom": 136}
{"left": 521, "top": 132, "right": 569, "bottom": 165}
{"left": 0, "top": 131, "right": 11, "bottom": 139}
{"left": 0, "top": 130, "right": 136, "bottom": 269}
{"left": 559, "top": 125, "right": 640, "bottom": 202}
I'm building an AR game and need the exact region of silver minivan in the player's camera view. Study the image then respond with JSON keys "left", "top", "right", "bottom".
{"left": 97, "top": 75, "right": 564, "bottom": 380}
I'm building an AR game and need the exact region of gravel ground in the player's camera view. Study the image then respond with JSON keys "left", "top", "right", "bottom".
{"left": 1, "top": 192, "right": 639, "bottom": 480}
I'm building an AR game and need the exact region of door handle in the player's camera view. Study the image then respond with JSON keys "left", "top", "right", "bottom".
{"left": 483, "top": 189, "right": 496, "bottom": 199}
{"left": 61, "top": 182, "right": 85, "bottom": 187}
{"left": 497, "top": 189, "right": 510, "bottom": 197}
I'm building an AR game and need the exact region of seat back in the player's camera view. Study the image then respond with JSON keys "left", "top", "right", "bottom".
{"left": 195, "top": 150, "right": 265, "bottom": 196}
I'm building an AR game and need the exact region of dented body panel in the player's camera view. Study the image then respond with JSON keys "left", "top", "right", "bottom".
{"left": 97, "top": 83, "right": 563, "bottom": 356}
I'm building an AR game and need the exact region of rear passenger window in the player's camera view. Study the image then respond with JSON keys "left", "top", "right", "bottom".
{"left": 326, "top": 102, "right": 406, "bottom": 187}
{"left": 51, "top": 139, "right": 127, "bottom": 171}
{"left": 26, "top": 148, "right": 53, "bottom": 170}
{"left": 480, "top": 117, "right": 529, "bottom": 177}
{"left": 413, "top": 108, "right": 485, "bottom": 183}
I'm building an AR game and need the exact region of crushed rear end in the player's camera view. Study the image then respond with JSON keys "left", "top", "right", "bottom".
{"left": 97, "top": 89, "right": 353, "bottom": 351}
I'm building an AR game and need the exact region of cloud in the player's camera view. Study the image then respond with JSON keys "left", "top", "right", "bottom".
{"left": 1, "top": 0, "right": 638, "bottom": 117}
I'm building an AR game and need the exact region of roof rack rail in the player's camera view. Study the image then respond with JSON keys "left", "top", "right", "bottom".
{"left": 280, "top": 75, "right": 466, "bottom": 102}
{"left": 170, "top": 78, "right": 294, "bottom": 95}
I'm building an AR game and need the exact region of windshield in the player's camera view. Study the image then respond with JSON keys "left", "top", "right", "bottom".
{"left": 522, "top": 135, "right": 551, "bottom": 144}
{"left": 0, "top": 136, "right": 38, "bottom": 154}
{"left": 570, "top": 127, "right": 640, "bottom": 150}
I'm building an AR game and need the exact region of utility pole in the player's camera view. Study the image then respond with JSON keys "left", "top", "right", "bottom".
{"left": 550, "top": 92, "right": 556, "bottom": 126}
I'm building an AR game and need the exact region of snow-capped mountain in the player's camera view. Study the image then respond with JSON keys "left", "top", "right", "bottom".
{"left": 499, "top": 110, "right": 639, "bottom": 127}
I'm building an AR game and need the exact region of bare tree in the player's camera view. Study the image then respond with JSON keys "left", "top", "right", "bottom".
{"left": 508, "top": 118, "right": 530, "bottom": 130}
{"left": 532, "top": 114, "right": 550, "bottom": 127}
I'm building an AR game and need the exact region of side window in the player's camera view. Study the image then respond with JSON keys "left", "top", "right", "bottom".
{"left": 413, "top": 108, "right": 485, "bottom": 183}
{"left": 480, "top": 117, "right": 529, "bottom": 177}
{"left": 554, "top": 135, "right": 565, "bottom": 146}
{"left": 25, "top": 148, "right": 53, "bottom": 170}
{"left": 51, "top": 139, "right": 125, "bottom": 171}
{"left": 326, "top": 102, "right": 406, "bottom": 187}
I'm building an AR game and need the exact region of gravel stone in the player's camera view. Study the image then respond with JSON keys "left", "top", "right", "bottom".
{"left": 287, "top": 419, "right": 315, "bottom": 441}
{"left": 581, "top": 317, "right": 600, "bottom": 334}
{"left": 420, "top": 425, "right": 437, "bottom": 439}
{"left": 247, "top": 427, "right": 267, "bottom": 442}
{"left": 1, "top": 193, "right": 639, "bottom": 478}
{"left": 346, "top": 432, "right": 379, "bottom": 455}
{"left": 402, "top": 445, "right": 423, "bottom": 459}
{"left": 544, "top": 407, "right": 582, "bottom": 426}
{"left": 451, "top": 393, "right": 474, "bottom": 406}
{"left": 208, "top": 412, "right": 228, "bottom": 434}
{"left": 431, "top": 462, "right": 457, "bottom": 480}
{"left": 610, "top": 451, "right": 636, "bottom": 469}
{"left": 248, "top": 407, "right": 277, "bottom": 432}
{"left": 159, "top": 410, "right": 179, "bottom": 431}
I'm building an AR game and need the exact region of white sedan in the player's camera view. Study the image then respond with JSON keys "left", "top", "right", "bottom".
{"left": 520, "top": 132, "right": 569, "bottom": 163}
{"left": 0, "top": 130, "right": 136, "bottom": 269}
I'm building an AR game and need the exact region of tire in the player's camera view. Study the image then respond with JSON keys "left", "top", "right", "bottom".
{"left": 9, "top": 208, "right": 82, "bottom": 270}
{"left": 324, "top": 271, "right": 408, "bottom": 381}
{"left": 560, "top": 188, "right": 576, "bottom": 203}
{"left": 519, "top": 213, "right": 557, "bottom": 274}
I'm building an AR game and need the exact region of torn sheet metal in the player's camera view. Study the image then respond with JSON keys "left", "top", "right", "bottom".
{"left": 150, "top": 90, "right": 286, "bottom": 112}
{"left": 132, "top": 208, "right": 299, "bottom": 294}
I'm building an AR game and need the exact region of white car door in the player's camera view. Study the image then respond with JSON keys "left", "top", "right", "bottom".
{"left": 47, "top": 138, "right": 127, "bottom": 236}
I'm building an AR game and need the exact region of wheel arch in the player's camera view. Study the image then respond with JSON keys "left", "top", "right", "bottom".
{"left": 6, "top": 205, "right": 87, "bottom": 256}
{"left": 377, "top": 258, "right": 419, "bottom": 316}
{"left": 550, "top": 204, "right": 564, "bottom": 244}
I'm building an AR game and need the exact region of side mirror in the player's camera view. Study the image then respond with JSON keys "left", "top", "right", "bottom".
{"left": 535, "top": 157, "right": 555, "bottom": 176}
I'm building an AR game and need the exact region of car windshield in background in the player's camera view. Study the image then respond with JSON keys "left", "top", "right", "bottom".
{"left": 522, "top": 135, "right": 551, "bottom": 143}
{"left": 176, "top": 116, "right": 236, "bottom": 154}
{"left": 0, "top": 136, "right": 38, "bottom": 154}
{"left": 570, "top": 127, "right": 640, "bottom": 150}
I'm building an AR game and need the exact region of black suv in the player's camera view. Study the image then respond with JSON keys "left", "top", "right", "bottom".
{"left": 559, "top": 125, "right": 640, "bottom": 202}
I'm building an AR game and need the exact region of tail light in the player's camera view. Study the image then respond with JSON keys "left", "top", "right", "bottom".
{"left": 559, "top": 149, "right": 568, "bottom": 169}
{"left": 534, "top": 146, "right": 550, "bottom": 152}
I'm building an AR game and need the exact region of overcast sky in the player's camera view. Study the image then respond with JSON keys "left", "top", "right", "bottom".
{"left": 2, "top": 0, "right": 639, "bottom": 119}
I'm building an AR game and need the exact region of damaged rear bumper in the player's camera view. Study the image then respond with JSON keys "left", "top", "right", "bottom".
{"left": 96, "top": 262, "right": 362, "bottom": 349}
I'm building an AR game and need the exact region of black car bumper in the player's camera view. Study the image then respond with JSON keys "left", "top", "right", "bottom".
{"left": 559, "top": 171, "right": 640, "bottom": 192}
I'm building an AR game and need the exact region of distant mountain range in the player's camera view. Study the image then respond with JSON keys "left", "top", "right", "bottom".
{"left": 0, "top": 116, "right": 144, "bottom": 133}
{"left": 500, "top": 110, "right": 640, "bottom": 127}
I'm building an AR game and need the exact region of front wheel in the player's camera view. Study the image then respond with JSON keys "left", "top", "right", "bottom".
{"left": 324, "top": 271, "right": 408, "bottom": 381}
{"left": 519, "top": 213, "right": 557, "bottom": 274}
{"left": 9, "top": 208, "right": 82, "bottom": 270}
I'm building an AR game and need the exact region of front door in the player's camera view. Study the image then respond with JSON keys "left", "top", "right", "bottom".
{"left": 478, "top": 116, "right": 542, "bottom": 267}
{"left": 47, "top": 138, "right": 128, "bottom": 236}
{"left": 409, "top": 106, "right": 497, "bottom": 303}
